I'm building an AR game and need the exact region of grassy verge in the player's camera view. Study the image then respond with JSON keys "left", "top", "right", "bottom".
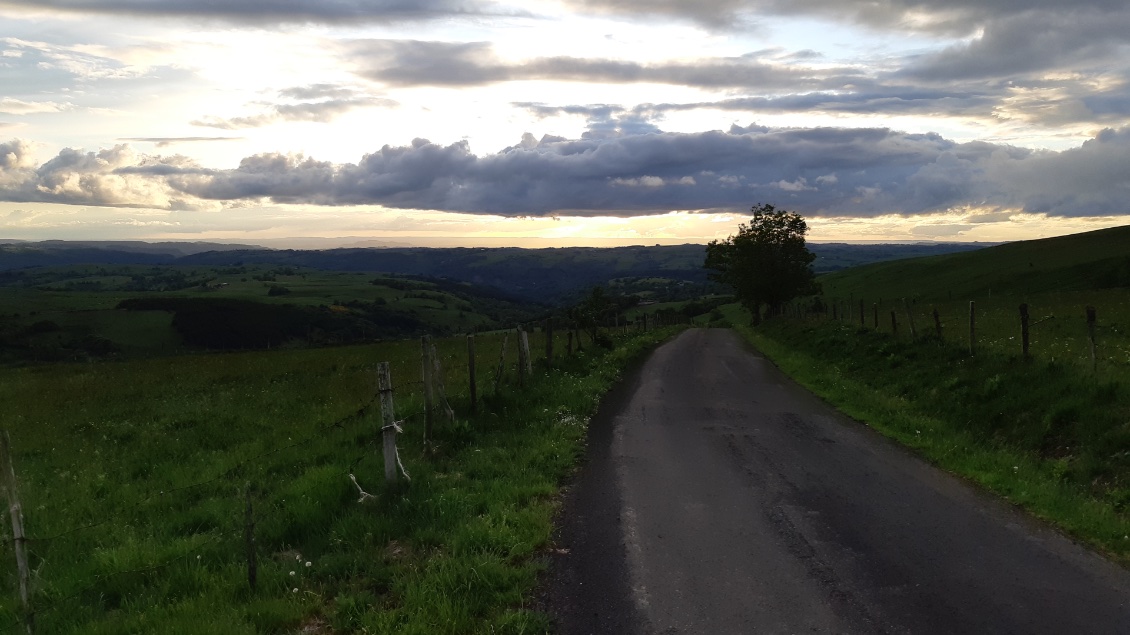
{"left": 0, "top": 327, "right": 680, "bottom": 633}
{"left": 721, "top": 304, "right": 1130, "bottom": 564}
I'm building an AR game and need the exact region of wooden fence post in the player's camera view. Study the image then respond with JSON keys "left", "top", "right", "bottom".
{"left": 244, "top": 482, "right": 257, "bottom": 592}
{"left": 890, "top": 310, "right": 898, "bottom": 336}
{"left": 859, "top": 299, "right": 865, "bottom": 328}
{"left": 903, "top": 298, "right": 917, "bottom": 339}
{"left": 873, "top": 303, "right": 878, "bottom": 329}
{"left": 494, "top": 332, "right": 509, "bottom": 394}
{"left": 421, "top": 336, "right": 434, "bottom": 445}
{"left": 1087, "top": 306, "right": 1097, "bottom": 371}
{"left": 969, "top": 301, "right": 976, "bottom": 356}
{"left": 467, "top": 335, "right": 477, "bottom": 415}
{"left": 378, "top": 362, "right": 399, "bottom": 483}
{"left": 516, "top": 327, "right": 527, "bottom": 388}
{"left": 1020, "top": 304, "right": 1030, "bottom": 360}
{"left": 519, "top": 328, "right": 532, "bottom": 376}
{"left": 933, "top": 308, "right": 942, "bottom": 339}
{"left": 545, "top": 318, "right": 553, "bottom": 368}
{"left": 0, "top": 431, "right": 31, "bottom": 634}
{"left": 429, "top": 341, "right": 454, "bottom": 424}
{"left": 567, "top": 331, "right": 573, "bottom": 355}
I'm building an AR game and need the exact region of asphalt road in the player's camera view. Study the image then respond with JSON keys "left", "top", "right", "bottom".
{"left": 543, "top": 328, "right": 1130, "bottom": 634}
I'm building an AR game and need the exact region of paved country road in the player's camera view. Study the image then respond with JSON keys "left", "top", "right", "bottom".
{"left": 542, "top": 328, "right": 1130, "bottom": 634}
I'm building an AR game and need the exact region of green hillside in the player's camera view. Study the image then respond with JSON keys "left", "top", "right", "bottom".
{"left": 819, "top": 225, "right": 1130, "bottom": 302}
{"left": 724, "top": 224, "right": 1130, "bottom": 566}
{"left": 0, "top": 264, "right": 542, "bottom": 362}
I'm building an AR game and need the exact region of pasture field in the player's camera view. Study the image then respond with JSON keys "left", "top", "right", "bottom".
{"left": 0, "top": 264, "right": 541, "bottom": 361}
{"left": 0, "top": 325, "right": 678, "bottom": 633}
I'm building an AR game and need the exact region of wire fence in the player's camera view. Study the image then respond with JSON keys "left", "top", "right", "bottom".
{"left": 0, "top": 318, "right": 683, "bottom": 632}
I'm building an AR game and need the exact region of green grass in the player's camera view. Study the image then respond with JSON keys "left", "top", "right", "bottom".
{"left": 819, "top": 224, "right": 1130, "bottom": 303}
{"left": 0, "top": 264, "right": 542, "bottom": 360}
{"left": 0, "top": 325, "right": 681, "bottom": 633}
{"left": 723, "top": 294, "right": 1130, "bottom": 564}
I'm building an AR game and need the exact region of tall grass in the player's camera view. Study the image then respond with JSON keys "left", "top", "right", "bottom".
{"left": 0, "top": 325, "right": 678, "bottom": 632}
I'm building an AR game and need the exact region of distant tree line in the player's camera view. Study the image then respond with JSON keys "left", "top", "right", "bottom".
{"left": 117, "top": 297, "right": 429, "bottom": 350}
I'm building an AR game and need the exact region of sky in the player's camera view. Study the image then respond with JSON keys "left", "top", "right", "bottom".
{"left": 1, "top": 0, "right": 1129, "bottom": 247}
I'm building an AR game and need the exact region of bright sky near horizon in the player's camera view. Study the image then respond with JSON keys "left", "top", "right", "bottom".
{"left": 1, "top": 0, "right": 1129, "bottom": 247}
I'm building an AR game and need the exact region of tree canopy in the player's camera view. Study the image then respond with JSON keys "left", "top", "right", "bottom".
{"left": 704, "top": 204, "right": 818, "bottom": 322}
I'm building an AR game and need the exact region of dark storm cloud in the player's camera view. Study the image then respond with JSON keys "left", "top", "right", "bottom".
{"left": 6, "top": 125, "right": 1130, "bottom": 218}
{"left": 0, "top": 0, "right": 510, "bottom": 23}
{"left": 154, "top": 126, "right": 1130, "bottom": 218}
{"left": 346, "top": 40, "right": 848, "bottom": 90}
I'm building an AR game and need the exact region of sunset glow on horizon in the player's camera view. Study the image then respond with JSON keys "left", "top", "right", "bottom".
{"left": 3, "top": 0, "right": 1130, "bottom": 246}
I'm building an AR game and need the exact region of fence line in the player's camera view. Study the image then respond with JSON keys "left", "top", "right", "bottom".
{"left": 0, "top": 322, "right": 679, "bottom": 630}
{"left": 787, "top": 293, "right": 1123, "bottom": 372}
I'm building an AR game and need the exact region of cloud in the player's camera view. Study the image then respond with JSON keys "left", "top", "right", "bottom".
{"left": 118, "top": 137, "right": 245, "bottom": 147}
{"left": 903, "top": 7, "right": 1130, "bottom": 81}
{"left": 565, "top": 0, "right": 1129, "bottom": 38}
{"left": 5, "top": 124, "right": 1130, "bottom": 219}
{"left": 0, "top": 98, "right": 71, "bottom": 115}
{"left": 0, "top": 0, "right": 513, "bottom": 23}
{"left": 191, "top": 95, "right": 397, "bottom": 130}
{"left": 0, "top": 139, "right": 209, "bottom": 209}
{"left": 346, "top": 39, "right": 847, "bottom": 90}
{"left": 278, "top": 84, "right": 361, "bottom": 100}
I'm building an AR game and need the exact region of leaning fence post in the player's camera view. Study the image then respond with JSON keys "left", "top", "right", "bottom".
{"left": 1087, "top": 306, "right": 1097, "bottom": 372}
{"left": 933, "top": 308, "right": 942, "bottom": 340}
{"left": 1020, "top": 304, "right": 1030, "bottom": 360}
{"left": 467, "top": 334, "right": 477, "bottom": 415}
{"left": 0, "top": 430, "right": 32, "bottom": 634}
{"left": 244, "top": 482, "right": 257, "bottom": 592}
{"left": 378, "top": 362, "right": 400, "bottom": 483}
{"left": 890, "top": 310, "right": 898, "bottom": 336}
{"left": 969, "top": 301, "right": 976, "bottom": 356}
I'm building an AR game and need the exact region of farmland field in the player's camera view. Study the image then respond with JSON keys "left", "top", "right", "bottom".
{"left": 0, "top": 323, "right": 680, "bottom": 632}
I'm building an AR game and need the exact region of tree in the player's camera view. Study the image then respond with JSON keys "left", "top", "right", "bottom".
{"left": 570, "top": 286, "right": 617, "bottom": 348}
{"left": 704, "top": 204, "right": 818, "bottom": 323}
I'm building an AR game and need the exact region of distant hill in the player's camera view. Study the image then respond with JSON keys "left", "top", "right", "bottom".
{"left": 0, "top": 240, "right": 263, "bottom": 269}
{"left": 0, "top": 240, "right": 994, "bottom": 303}
{"left": 818, "top": 225, "right": 1130, "bottom": 301}
{"left": 808, "top": 242, "right": 991, "bottom": 274}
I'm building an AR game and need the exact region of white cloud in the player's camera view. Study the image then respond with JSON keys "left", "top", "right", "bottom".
{"left": 0, "top": 98, "right": 71, "bottom": 115}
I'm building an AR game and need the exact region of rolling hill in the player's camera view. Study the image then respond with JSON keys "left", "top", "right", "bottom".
{"left": 818, "top": 225, "right": 1130, "bottom": 301}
